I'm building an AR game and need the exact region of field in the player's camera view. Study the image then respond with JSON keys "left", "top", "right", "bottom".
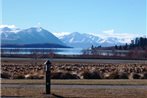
{"left": 1, "top": 57, "right": 147, "bottom": 98}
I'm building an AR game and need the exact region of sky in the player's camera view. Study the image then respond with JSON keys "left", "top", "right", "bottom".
{"left": 1, "top": 0, "right": 146, "bottom": 36}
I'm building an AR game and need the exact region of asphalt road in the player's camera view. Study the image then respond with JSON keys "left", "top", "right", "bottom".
{"left": 2, "top": 83, "right": 147, "bottom": 89}
{"left": 2, "top": 58, "right": 147, "bottom": 64}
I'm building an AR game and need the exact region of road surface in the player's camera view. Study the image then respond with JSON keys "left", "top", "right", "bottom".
{"left": 2, "top": 58, "right": 147, "bottom": 64}
{"left": 2, "top": 83, "right": 147, "bottom": 89}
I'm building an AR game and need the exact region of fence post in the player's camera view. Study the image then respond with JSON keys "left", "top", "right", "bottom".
{"left": 44, "top": 60, "right": 51, "bottom": 94}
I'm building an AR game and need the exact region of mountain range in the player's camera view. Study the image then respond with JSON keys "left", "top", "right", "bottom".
{"left": 56, "top": 32, "right": 133, "bottom": 48}
{"left": 0, "top": 26, "right": 135, "bottom": 48}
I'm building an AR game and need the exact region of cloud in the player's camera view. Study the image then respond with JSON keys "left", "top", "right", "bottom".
{"left": 103, "top": 29, "right": 114, "bottom": 34}
{"left": 0, "top": 25, "right": 17, "bottom": 29}
{"left": 89, "top": 29, "right": 145, "bottom": 43}
{"left": 93, "top": 29, "right": 142, "bottom": 39}
{"left": 0, "top": 24, "right": 20, "bottom": 33}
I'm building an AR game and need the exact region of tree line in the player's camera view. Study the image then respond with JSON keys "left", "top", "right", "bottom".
{"left": 115, "top": 37, "right": 147, "bottom": 50}
{"left": 82, "top": 37, "right": 147, "bottom": 59}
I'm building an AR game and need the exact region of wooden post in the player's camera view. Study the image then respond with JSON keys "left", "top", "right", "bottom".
{"left": 44, "top": 60, "right": 51, "bottom": 94}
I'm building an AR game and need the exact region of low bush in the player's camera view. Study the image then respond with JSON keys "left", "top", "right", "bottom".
{"left": 143, "top": 72, "right": 147, "bottom": 79}
{"left": 13, "top": 75, "right": 25, "bottom": 79}
{"left": 131, "top": 73, "right": 141, "bottom": 79}
{"left": 60, "top": 72, "right": 80, "bottom": 79}
{"left": 118, "top": 72, "right": 129, "bottom": 79}
{"left": 103, "top": 72, "right": 119, "bottom": 79}
{"left": 1, "top": 72, "right": 11, "bottom": 79}
{"left": 82, "top": 71, "right": 101, "bottom": 79}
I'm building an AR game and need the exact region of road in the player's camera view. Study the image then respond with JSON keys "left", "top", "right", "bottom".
{"left": 2, "top": 57, "right": 147, "bottom": 64}
{"left": 2, "top": 83, "right": 147, "bottom": 89}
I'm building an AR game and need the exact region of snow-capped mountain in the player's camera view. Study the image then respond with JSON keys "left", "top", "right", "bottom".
{"left": 1, "top": 26, "right": 137, "bottom": 48}
{"left": 58, "top": 32, "right": 103, "bottom": 48}
{"left": 57, "top": 32, "right": 134, "bottom": 48}
{"left": 1, "top": 27, "right": 66, "bottom": 47}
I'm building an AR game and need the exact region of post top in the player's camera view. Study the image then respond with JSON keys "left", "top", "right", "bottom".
{"left": 44, "top": 60, "right": 51, "bottom": 65}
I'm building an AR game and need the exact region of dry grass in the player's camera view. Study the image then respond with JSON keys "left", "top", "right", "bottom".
{"left": 2, "top": 79, "right": 147, "bottom": 97}
{"left": 1, "top": 87, "right": 147, "bottom": 98}
{"left": 1, "top": 87, "right": 56, "bottom": 98}
{"left": 53, "top": 88, "right": 147, "bottom": 98}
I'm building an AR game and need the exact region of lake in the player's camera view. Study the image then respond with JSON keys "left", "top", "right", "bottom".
{"left": 1, "top": 48, "right": 84, "bottom": 55}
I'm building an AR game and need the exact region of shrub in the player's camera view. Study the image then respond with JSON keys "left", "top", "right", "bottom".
{"left": 143, "top": 72, "right": 147, "bottom": 79}
{"left": 60, "top": 72, "right": 79, "bottom": 79}
{"left": 118, "top": 72, "right": 129, "bottom": 79}
{"left": 51, "top": 72, "right": 79, "bottom": 79}
{"left": 25, "top": 74, "right": 32, "bottom": 79}
{"left": 38, "top": 75, "right": 44, "bottom": 79}
{"left": 103, "top": 72, "right": 119, "bottom": 79}
{"left": 13, "top": 75, "right": 25, "bottom": 79}
{"left": 25, "top": 74, "right": 41, "bottom": 79}
{"left": 51, "top": 72, "right": 63, "bottom": 79}
{"left": 1, "top": 72, "right": 11, "bottom": 79}
{"left": 131, "top": 73, "right": 141, "bottom": 79}
{"left": 82, "top": 71, "right": 101, "bottom": 79}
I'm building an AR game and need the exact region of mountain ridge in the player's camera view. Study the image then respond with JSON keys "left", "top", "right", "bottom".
{"left": 58, "top": 32, "right": 134, "bottom": 48}
{"left": 1, "top": 27, "right": 67, "bottom": 48}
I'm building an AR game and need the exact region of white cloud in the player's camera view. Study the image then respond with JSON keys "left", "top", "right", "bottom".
{"left": 89, "top": 29, "right": 145, "bottom": 43}
{"left": 92, "top": 29, "right": 142, "bottom": 39}
{"left": 0, "top": 24, "right": 17, "bottom": 29}
{"left": 103, "top": 29, "right": 114, "bottom": 34}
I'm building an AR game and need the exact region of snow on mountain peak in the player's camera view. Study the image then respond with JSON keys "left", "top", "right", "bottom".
{"left": 1, "top": 26, "right": 65, "bottom": 46}
{"left": 57, "top": 31, "right": 142, "bottom": 48}
{"left": 53, "top": 32, "right": 71, "bottom": 38}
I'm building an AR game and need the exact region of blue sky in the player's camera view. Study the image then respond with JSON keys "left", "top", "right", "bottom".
{"left": 1, "top": 0, "right": 146, "bottom": 35}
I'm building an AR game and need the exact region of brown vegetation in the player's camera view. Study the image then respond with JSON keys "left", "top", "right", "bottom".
{"left": 1, "top": 63, "right": 147, "bottom": 79}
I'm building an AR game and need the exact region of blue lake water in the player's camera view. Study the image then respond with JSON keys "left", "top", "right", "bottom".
{"left": 1, "top": 48, "right": 84, "bottom": 55}
{"left": 56, "top": 48, "right": 83, "bottom": 55}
